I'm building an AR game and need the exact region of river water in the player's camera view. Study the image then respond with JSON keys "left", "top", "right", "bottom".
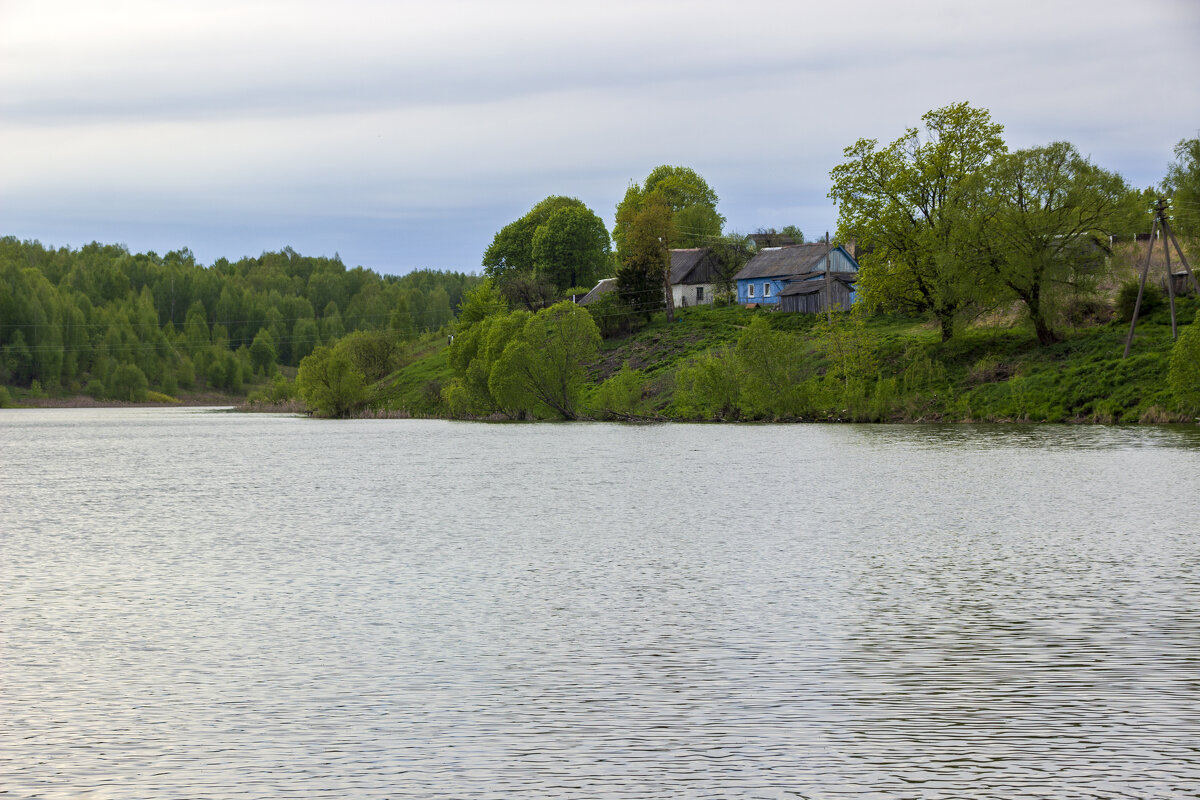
{"left": 1, "top": 408, "right": 1199, "bottom": 799}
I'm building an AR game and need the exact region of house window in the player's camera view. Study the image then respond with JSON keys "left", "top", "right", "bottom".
{"left": 764, "top": 282, "right": 772, "bottom": 297}
{"left": 696, "top": 286, "right": 704, "bottom": 302}
{"left": 747, "top": 283, "right": 755, "bottom": 299}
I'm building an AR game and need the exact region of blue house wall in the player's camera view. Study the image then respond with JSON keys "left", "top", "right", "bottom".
{"left": 736, "top": 246, "right": 859, "bottom": 305}
{"left": 738, "top": 276, "right": 789, "bottom": 304}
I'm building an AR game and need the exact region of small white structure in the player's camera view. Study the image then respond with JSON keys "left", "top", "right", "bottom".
{"left": 669, "top": 248, "right": 722, "bottom": 307}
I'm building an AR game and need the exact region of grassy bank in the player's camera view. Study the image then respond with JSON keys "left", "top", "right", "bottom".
{"left": 373, "top": 297, "right": 1199, "bottom": 423}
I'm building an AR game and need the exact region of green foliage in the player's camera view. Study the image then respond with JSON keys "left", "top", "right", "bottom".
{"left": 815, "top": 310, "right": 879, "bottom": 388}
{"left": 247, "top": 373, "right": 297, "bottom": 406}
{"left": 482, "top": 196, "right": 585, "bottom": 281}
{"left": 489, "top": 302, "right": 601, "bottom": 420}
{"left": 673, "top": 347, "right": 742, "bottom": 419}
{"left": 444, "top": 309, "right": 530, "bottom": 417}
{"left": 456, "top": 279, "right": 508, "bottom": 329}
{"left": 585, "top": 290, "right": 636, "bottom": 338}
{"left": 614, "top": 165, "right": 724, "bottom": 252}
{"left": 1165, "top": 137, "right": 1200, "bottom": 248}
{"left": 1169, "top": 311, "right": 1200, "bottom": 416}
{"left": 830, "top": 102, "right": 1007, "bottom": 340}
{"left": 334, "top": 329, "right": 401, "bottom": 382}
{"left": 587, "top": 363, "right": 646, "bottom": 419}
{"left": 0, "top": 384, "right": 12, "bottom": 407}
{"left": 1115, "top": 279, "right": 1164, "bottom": 322}
{"left": 248, "top": 329, "right": 277, "bottom": 375}
{"left": 734, "top": 317, "right": 811, "bottom": 418}
{"left": 531, "top": 205, "right": 611, "bottom": 292}
{"left": 956, "top": 142, "right": 1137, "bottom": 344}
{"left": 107, "top": 363, "right": 149, "bottom": 402}
{"left": 615, "top": 197, "right": 672, "bottom": 320}
{"left": 296, "top": 345, "right": 367, "bottom": 418}
{"left": 0, "top": 237, "right": 480, "bottom": 401}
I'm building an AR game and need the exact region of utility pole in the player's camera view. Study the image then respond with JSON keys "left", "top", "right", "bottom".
{"left": 1123, "top": 198, "right": 1200, "bottom": 357}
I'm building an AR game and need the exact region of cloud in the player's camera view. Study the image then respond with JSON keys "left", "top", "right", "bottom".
{"left": 2, "top": 0, "right": 1198, "bottom": 272}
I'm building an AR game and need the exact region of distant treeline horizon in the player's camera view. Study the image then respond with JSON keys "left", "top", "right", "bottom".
{"left": 0, "top": 236, "right": 481, "bottom": 399}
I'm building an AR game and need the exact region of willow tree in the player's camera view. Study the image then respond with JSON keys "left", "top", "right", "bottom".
{"left": 489, "top": 302, "right": 601, "bottom": 420}
{"left": 955, "top": 142, "right": 1137, "bottom": 345}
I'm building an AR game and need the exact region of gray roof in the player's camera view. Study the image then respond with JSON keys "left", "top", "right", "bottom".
{"left": 776, "top": 271, "right": 859, "bottom": 295}
{"left": 735, "top": 243, "right": 838, "bottom": 281}
{"left": 782, "top": 277, "right": 859, "bottom": 298}
{"left": 669, "top": 248, "right": 716, "bottom": 285}
{"left": 577, "top": 277, "right": 617, "bottom": 306}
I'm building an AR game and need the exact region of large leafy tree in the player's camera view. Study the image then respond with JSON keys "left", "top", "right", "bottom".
{"left": 614, "top": 165, "right": 724, "bottom": 253}
{"left": 956, "top": 142, "right": 1138, "bottom": 345}
{"left": 829, "top": 102, "right": 1007, "bottom": 341}
{"left": 482, "top": 196, "right": 588, "bottom": 283}
{"left": 1165, "top": 137, "right": 1200, "bottom": 249}
{"left": 615, "top": 197, "right": 674, "bottom": 321}
{"left": 296, "top": 345, "right": 367, "bottom": 418}
{"left": 489, "top": 302, "right": 602, "bottom": 420}
{"left": 531, "top": 205, "right": 611, "bottom": 292}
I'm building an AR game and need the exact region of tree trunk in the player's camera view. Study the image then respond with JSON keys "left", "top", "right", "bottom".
{"left": 1023, "top": 292, "right": 1061, "bottom": 345}
{"left": 938, "top": 312, "right": 954, "bottom": 342}
{"left": 1032, "top": 315, "right": 1062, "bottom": 346}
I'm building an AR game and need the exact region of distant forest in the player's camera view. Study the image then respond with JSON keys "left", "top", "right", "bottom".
{"left": 0, "top": 237, "right": 479, "bottom": 398}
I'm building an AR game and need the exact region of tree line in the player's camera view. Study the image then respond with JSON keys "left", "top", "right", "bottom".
{"left": 0, "top": 237, "right": 479, "bottom": 400}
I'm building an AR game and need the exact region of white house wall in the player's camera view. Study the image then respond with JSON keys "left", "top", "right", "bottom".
{"left": 672, "top": 283, "right": 714, "bottom": 307}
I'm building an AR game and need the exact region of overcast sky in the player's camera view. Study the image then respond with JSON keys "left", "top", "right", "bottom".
{"left": 2, "top": 0, "right": 1198, "bottom": 275}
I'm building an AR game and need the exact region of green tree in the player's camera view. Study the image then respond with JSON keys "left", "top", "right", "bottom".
{"left": 616, "top": 197, "right": 673, "bottom": 320}
{"left": 499, "top": 272, "right": 558, "bottom": 313}
{"left": 735, "top": 317, "right": 810, "bottom": 418}
{"left": 956, "top": 142, "right": 1137, "bottom": 344}
{"left": 296, "top": 345, "right": 367, "bottom": 418}
{"left": 531, "top": 205, "right": 611, "bottom": 292}
{"left": 482, "top": 196, "right": 588, "bottom": 282}
{"left": 587, "top": 364, "right": 646, "bottom": 419}
{"left": 456, "top": 279, "right": 508, "bottom": 330}
{"left": 108, "top": 363, "right": 149, "bottom": 402}
{"left": 443, "top": 309, "right": 531, "bottom": 417}
{"left": 489, "top": 302, "right": 601, "bottom": 420}
{"left": 321, "top": 301, "right": 345, "bottom": 341}
{"left": 335, "top": 329, "right": 400, "bottom": 382}
{"left": 249, "top": 328, "right": 277, "bottom": 375}
{"left": 674, "top": 347, "right": 742, "bottom": 419}
{"left": 2, "top": 330, "right": 33, "bottom": 385}
{"left": 1165, "top": 137, "right": 1200, "bottom": 248}
{"left": 829, "top": 102, "right": 1007, "bottom": 341}
{"left": 814, "top": 308, "right": 879, "bottom": 414}
{"left": 182, "top": 300, "right": 209, "bottom": 354}
{"left": 614, "top": 165, "right": 723, "bottom": 252}
{"left": 292, "top": 317, "right": 320, "bottom": 364}
{"left": 1169, "top": 310, "right": 1200, "bottom": 416}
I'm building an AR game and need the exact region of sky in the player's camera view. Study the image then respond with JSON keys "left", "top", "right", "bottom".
{"left": 2, "top": 0, "right": 1198, "bottom": 276}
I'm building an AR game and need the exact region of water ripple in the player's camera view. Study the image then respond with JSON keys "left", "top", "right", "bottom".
{"left": 1, "top": 409, "right": 1198, "bottom": 798}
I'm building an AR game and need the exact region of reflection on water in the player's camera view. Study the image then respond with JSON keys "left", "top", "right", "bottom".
{"left": 1, "top": 409, "right": 1198, "bottom": 798}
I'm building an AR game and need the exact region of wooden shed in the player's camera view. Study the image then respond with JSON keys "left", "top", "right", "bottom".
{"left": 778, "top": 273, "right": 857, "bottom": 313}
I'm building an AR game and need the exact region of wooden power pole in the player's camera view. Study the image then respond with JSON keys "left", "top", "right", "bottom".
{"left": 1123, "top": 199, "right": 1200, "bottom": 358}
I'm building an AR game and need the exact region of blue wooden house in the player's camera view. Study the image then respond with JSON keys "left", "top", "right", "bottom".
{"left": 734, "top": 243, "right": 860, "bottom": 310}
